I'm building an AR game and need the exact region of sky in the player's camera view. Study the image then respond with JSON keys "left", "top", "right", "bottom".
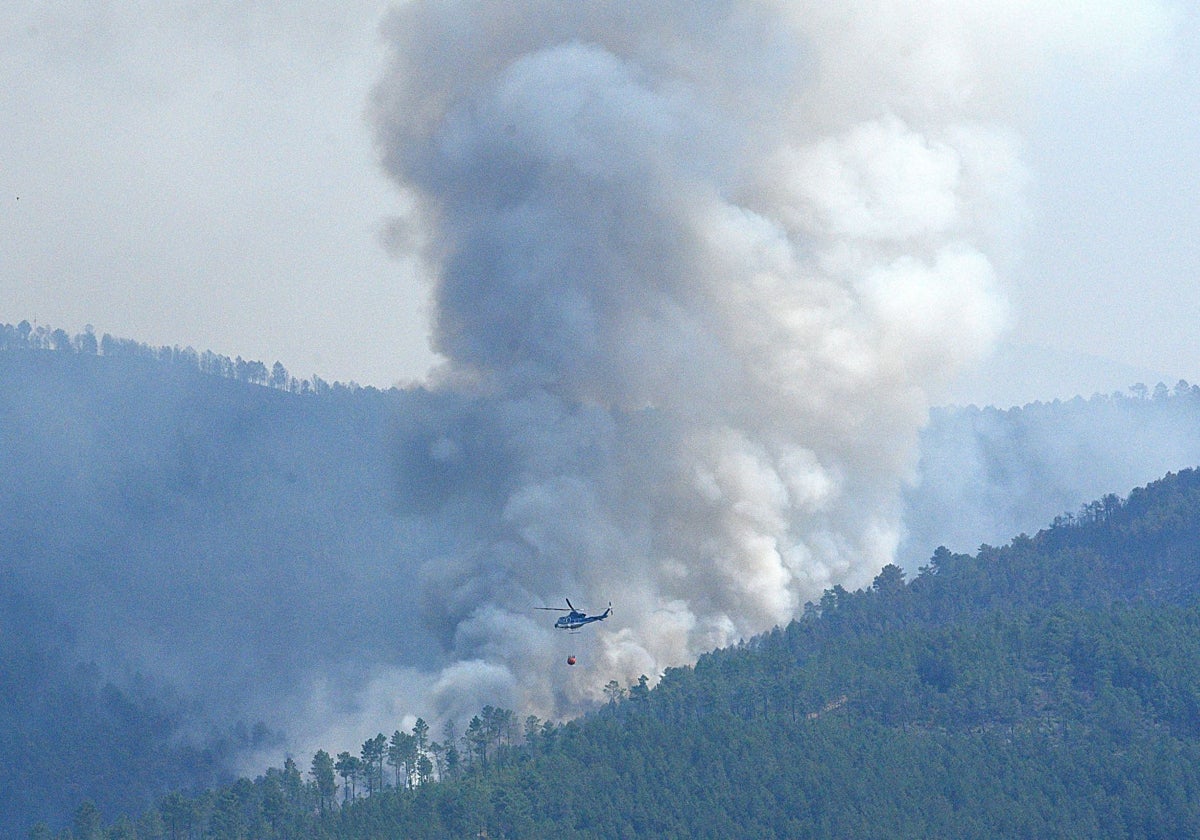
{"left": 984, "top": 2, "right": 1200, "bottom": 405}
{"left": 1, "top": 1, "right": 1197, "bottom": 402}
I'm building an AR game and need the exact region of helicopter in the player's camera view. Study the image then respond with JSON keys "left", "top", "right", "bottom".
{"left": 536, "top": 599, "right": 612, "bottom": 631}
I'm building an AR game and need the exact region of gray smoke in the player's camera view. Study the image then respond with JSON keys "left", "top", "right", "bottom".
{"left": 6, "top": 1, "right": 1172, "bottom": 776}
{"left": 350, "top": 0, "right": 1173, "bottom": 734}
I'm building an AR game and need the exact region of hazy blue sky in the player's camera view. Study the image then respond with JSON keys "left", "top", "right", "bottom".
{"left": 2, "top": 1, "right": 1196, "bottom": 403}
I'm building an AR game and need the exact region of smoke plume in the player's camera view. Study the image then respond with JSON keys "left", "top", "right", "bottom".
{"left": 18, "top": 0, "right": 1175, "bottom": 753}
{"left": 1, "top": 6, "right": 1185, "bottom": 828}
{"left": 361, "top": 0, "right": 1133, "bottom": 725}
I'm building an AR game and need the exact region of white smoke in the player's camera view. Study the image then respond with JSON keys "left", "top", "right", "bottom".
{"left": 355, "top": 0, "right": 1173, "bottom": 725}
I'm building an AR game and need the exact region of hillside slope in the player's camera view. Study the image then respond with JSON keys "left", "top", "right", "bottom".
{"left": 7, "top": 330, "right": 1200, "bottom": 836}
{"left": 66, "top": 468, "right": 1200, "bottom": 839}
{"left": 0, "top": 344, "right": 441, "bottom": 832}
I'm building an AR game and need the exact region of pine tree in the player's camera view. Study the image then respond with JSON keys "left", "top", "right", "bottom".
{"left": 310, "top": 750, "right": 336, "bottom": 814}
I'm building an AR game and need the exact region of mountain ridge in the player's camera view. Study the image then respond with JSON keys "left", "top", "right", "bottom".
{"left": 5, "top": 327, "right": 1200, "bottom": 836}
{"left": 48, "top": 467, "right": 1200, "bottom": 838}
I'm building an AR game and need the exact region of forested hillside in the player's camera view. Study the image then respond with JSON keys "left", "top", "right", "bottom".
{"left": 0, "top": 325, "right": 440, "bottom": 835}
{"left": 55, "top": 467, "right": 1200, "bottom": 839}
{"left": 7, "top": 324, "right": 1200, "bottom": 837}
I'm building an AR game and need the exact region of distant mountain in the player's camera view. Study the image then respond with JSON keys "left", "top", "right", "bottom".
{"left": 937, "top": 339, "right": 1172, "bottom": 409}
{"left": 902, "top": 384, "right": 1200, "bottom": 567}
{"left": 72, "top": 467, "right": 1200, "bottom": 839}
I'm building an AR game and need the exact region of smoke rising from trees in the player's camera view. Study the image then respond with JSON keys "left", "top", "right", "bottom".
{"left": 0, "top": 7, "right": 1180, "bottom": 815}
{"left": 359, "top": 0, "right": 1170, "bottom": 726}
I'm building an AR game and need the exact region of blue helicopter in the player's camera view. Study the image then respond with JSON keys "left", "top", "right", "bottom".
{"left": 537, "top": 599, "right": 612, "bottom": 631}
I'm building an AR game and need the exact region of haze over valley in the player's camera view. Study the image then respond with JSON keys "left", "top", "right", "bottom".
{"left": 6, "top": 328, "right": 1200, "bottom": 833}
{"left": 4, "top": 0, "right": 1200, "bottom": 834}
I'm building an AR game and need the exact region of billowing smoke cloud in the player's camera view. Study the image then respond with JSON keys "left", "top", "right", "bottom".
{"left": 3, "top": 5, "right": 1176, "bottom": 797}
{"left": 358, "top": 0, "right": 1176, "bottom": 726}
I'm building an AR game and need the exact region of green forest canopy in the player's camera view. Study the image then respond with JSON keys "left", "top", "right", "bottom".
{"left": 47, "top": 467, "right": 1200, "bottom": 839}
